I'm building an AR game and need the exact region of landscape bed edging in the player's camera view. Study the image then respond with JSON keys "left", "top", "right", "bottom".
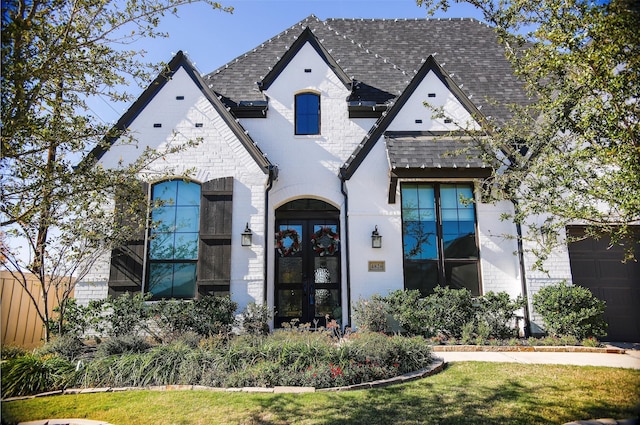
{"left": 430, "top": 345, "right": 626, "bottom": 354}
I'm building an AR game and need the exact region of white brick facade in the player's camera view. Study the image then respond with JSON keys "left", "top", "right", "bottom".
{"left": 83, "top": 26, "right": 577, "bottom": 332}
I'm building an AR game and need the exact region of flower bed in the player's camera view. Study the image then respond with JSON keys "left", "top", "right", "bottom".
{"left": 1, "top": 331, "right": 434, "bottom": 398}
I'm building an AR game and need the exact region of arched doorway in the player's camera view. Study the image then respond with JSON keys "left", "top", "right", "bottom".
{"left": 274, "top": 199, "right": 341, "bottom": 327}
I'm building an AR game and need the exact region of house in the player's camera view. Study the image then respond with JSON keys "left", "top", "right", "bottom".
{"left": 77, "top": 16, "right": 639, "bottom": 340}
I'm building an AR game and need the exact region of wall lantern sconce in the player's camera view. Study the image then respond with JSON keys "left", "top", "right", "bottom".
{"left": 371, "top": 225, "right": 382, "bottom": 248}
{"left": 241, "top": 223, "right": 253, "bottom": 246}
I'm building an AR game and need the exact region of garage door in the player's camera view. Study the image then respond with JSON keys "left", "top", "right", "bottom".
{"left": 567, "top": 226, "right": 640, "bottom": 342}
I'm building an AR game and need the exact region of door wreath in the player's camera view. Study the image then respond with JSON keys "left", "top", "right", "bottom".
{"left": 275, "top": 229, "right": 301, "bottom": 256}
{"left": 311, "top": 227, "right": 339, "bottom": 256}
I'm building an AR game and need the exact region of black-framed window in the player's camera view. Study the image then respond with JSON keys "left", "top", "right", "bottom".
{"left": 401, "top": 183, "right": 480, "bottom": 296}
{"left": 147, "top": 179, "right": 200, "bottom": 299}
{"left": 295, "top": 92, "right": 320, "bottom": 135}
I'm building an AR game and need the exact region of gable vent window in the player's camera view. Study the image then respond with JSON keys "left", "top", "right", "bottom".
{"left": 195, "top": 123, "right": 203, "bottom": 128}
{"left": 428, "top": 93, "right": 436, "bottom": 98}
{"left": 153, "top": 123, "right": 162, "bottom": 128}
{"left": 444, "top": 118, "right": 453, "bottom": 124}
{"left": 415, "top": 119, "right": 423, "bottom": 124}
{"left": 176, "top": 96, "right": 185, "bottom": 100}
{"left": 304, "top": 68, "right": 312, "bottom": 73}
{"left": 295, "top": 92, "right": 320, "bottom": 135}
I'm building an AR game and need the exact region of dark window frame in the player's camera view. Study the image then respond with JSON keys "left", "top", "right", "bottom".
{"left": 146, "top": 179, "right": 201, "bottom": 300}
{"left": 400, "top": 182, "right": 481, "bottom": 296}
{"left": 295, "top": 92, "right": 321, "bottom": 135}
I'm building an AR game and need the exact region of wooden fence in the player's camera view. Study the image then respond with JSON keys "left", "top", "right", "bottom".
{"left": 1, "top": 271, "right": 74, "bottom": 349}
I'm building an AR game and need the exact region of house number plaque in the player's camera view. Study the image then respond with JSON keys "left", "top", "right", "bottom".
{"left": 368, "top": 261, "right": 385, "bottom": 272}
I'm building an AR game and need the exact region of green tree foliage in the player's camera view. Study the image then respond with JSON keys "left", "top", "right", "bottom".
{"left": 417, "top": 0, "right": 640, "bottom": 263}
{"left": 0, "top": 0, "right": 231, "bottom": 342}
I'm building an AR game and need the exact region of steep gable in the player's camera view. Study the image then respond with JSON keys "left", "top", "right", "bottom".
{"left": 258, "top": 27, "right": 352, "bottom": 92}
{"left": 340, "top": 55, "right": 485, "bottom": 180}
{"left": 89, "top": 51, "right": 272, "bottom": 174}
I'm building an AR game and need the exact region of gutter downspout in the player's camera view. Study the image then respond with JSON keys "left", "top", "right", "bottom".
{"left": 340, "top": 171, "right": 352, "bottom": 329}
{"left": 264, "top": 165, "right": 278, "bottom": 305}
{"left": 513, "top": 199, "right": 532, "bottom": 338}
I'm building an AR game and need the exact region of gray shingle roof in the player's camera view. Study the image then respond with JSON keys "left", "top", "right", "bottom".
{"left": 385, "top": 132, "right": 487, "bottom": 170}
{"left": 204, "top": 15, "right": 530, "bottom": 122}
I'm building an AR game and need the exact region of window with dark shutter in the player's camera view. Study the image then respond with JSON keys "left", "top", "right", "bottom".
{"left": 197, "top": 177, "right": 233, "bottom": 296}
{"left": 146, "top": 179, "right": 200, "bottom": 300}
{"left": 108, "top": 182, "right": 148, "bottom": 297}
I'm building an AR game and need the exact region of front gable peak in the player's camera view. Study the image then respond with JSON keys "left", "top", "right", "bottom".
{"left": 88, "top": 51, "right": 272, "bottom": 174}
{"left": 257, "top": 27, "right": 353, "bottom": 92}
{"left": 340, "top": 54, "right": 487, "bottom": 180}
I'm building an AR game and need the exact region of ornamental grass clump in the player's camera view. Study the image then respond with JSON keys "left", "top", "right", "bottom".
{"left": 1, "top": 353, "right": 79, "bottom": 398}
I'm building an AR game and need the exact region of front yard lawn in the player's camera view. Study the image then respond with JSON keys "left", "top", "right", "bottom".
{"left": 3, "top": 362, "right": 639, "bottom": 425}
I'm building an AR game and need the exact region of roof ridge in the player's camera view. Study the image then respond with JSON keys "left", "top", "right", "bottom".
{"left": 324, "top": 17, "right": 483, "bottom": 23}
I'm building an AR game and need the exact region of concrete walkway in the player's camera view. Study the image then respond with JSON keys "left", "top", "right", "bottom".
{"left": 435, "top": 345, "right": 640, "bottom": 369}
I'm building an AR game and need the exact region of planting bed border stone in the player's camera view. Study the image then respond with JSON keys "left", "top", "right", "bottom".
{"left": 431, "top": 345, "right": 626, "bottom": 354}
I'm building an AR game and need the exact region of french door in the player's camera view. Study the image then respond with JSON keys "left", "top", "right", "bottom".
{"left": 274, "top": 202, "right": 341, "bottom": 328}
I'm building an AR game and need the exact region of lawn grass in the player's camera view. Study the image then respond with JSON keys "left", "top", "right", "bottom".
{"left": 2, "top": 362, "right": 639, "bottom": 425}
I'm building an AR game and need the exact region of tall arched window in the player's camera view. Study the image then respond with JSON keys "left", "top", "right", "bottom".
{"left": 295, "top": 92, "right": 320, "bottom": 135}
{"left": 147, "top": 179, "right": 200, "bottom": 299}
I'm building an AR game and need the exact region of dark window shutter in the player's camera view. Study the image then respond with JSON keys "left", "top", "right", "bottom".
{"left": 108, "top": 182, "right": 149, "bottom": 297}
{"left": 197, "top": 177, "right": 233, "bottom": 296}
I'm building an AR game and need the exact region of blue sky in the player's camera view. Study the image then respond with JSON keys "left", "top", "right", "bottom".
{"left": 94, "top": 0, "right": 485, "bottom": 123}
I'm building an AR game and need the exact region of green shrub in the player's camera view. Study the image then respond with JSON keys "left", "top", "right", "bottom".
{"left": 47, "top": 298, "right": 91, "bottom": 338}
{"left": 475, "top": 291, "right": 524, "bottom": 339}
{"left": 1, "top": 354, "right": 78, "bottom": 398}
{"left": 240, "top": 302, "right": 274, "bottom": 335}
{"left": 147, "top": 296, "right": 238, "bottom": 341}
{"left": 423, "top": 286, "right": 475, "bottom": 339}
{"left": 352, "top": 296, "right": 388, "bottom": 332}
{"left": 98, "top": 293, "right": 152, "bottom": 337}
{"left": 383, "top": 289, "right": 430, "bottom": 336}
{"left": 187, "top": 295, "right": 238, "bottom": 337}
{"left": 533, "top": 281, "right": 607, "bottom": 339}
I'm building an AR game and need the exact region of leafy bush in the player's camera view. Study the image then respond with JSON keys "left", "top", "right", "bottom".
{"left": 352, "top": 296, "right": 388, "bottom": 332}
{"left": 423, "top": 286, "right": 475, "bottom": 338}
{"left": 188, "top": 295, "right": 238, "bottom": 337}
{"left": 240, "top": 302, "right": 274, "bottom": 335}
{"left": 1, "top": 354, "right": 78, "bottom": 398}
{"left": 475, "top": 292, "right": 524, "bottom": 339}
{"left": 147, "top": 296, "right": 238, "bottom": 342}
{"left": 533, "top": 281, "right": 607, "bottom": 339}
{"left": 97, "top": 292, "right": 152, "bottom": 337}
{"left": 383, "top": 289, "right": 430, "bottom": 336}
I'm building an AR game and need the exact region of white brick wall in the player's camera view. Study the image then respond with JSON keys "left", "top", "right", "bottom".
{"left": 82, "top": 47, "right": 577, "bottom": 328}
{"left": 84, "top": 66, "right": 269, "bottom": 311}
